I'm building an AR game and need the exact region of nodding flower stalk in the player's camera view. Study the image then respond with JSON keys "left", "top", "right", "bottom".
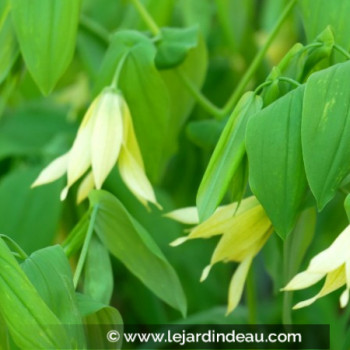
{"left": 32, "top": 87, "right": 160, "bottom": 209}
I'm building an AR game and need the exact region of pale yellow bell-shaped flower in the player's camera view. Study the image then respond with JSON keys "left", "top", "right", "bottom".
{"left": 166, "top": 196, "right": 273, "bottom": 314}
{"left": 282, "top": 225, "right": 350, "bottom": 309}
{"left": 32, "top": 87, "right": 159, "bottom": 208}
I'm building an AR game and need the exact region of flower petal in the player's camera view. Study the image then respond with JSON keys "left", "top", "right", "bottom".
{"left": 292, "top": 265, "right": 346, "bottom": 309}
{"left": 67, "top": 96, "right": 99, "bottom": 186}
{"left": 122, "top": 99, "right": 144, "bottom": 166}
{"left": 227, "top": 255, "right": 253, "bottom": 314}
{"left": 77, "top": 171, "right": 95, "bottom": 204}
{"left": 188, "top": 196, "right": 259, "bottom": 240}
{"left": 164, "top": 207, "right": 199, "bottom": 225}
{"left": 308, "top": 225, "right": 350, "bottom": 273}
{"left": 118, "top": 147, "right": 160, "bottom": 208}
{"left": 31, "top": 152, "right": 69, "bottom": 187}
{"left": 282, "top": 271, "right": 325, "bottom": 291}
{"left": 211, "top": 205, "right": 271, "bottom": 263}
{"left": 91, "top": 89, "right": 123, "bottom": 189}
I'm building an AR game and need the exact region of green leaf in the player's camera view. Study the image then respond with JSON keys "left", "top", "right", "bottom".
{"left": 179, "top": 0, "right": 213, "bottom": 38}
{"left": 83, "top": 236, "right": 113, "bottom": 305}
{"left": 89, "top": 190, "right": 187, "bottom": 316}
{"left": 10, "top": 0, "right": 81, "bottom": 94}
{"left": 0, "top": 106, "right": 72, "bottom": 160}
{"left": 197, "top": 92, "right": 263, "bottom": 221}
{"left": 302, "top": 61, "right": 350, "bottom": 209}
{"left": 155, "top": 26, "right": 198, "bottom": 69}
{"left": 0, "top": 237, "right": 71, "bottom": 349}
{"left": 160, "top": 35, "right": 207, "bottom": 156}
{"left": 0, "top": 167, "right": 63, "bottom": 253}
{"left": 77, "top": 293, "right": 123, "bottom": 350}
{"left": 97, "top": 30, "right": 170, "bottom": 180}
{"left": 246, "top": 86, "right": 307, "bottom": 239}
{"left": 186, "top": 118, "right": 225, "bottom": 150}
{"left": 0, "top": 1, "right": 18, "bottom": 85}
{"left": 299, "top": 0, "right": 350, "bottom": 49}
{"left": 21, "top": 245, "right": 85, "bottom": 349}
{"left": 0, "top": 313, "right": 9, "bottom": 350}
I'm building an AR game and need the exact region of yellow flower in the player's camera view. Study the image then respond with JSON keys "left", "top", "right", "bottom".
{"left": 282, "top": 225, "right": 350, "bottom": 309}
{"left": 166, "top": 196, "right": 273, "bottom": 314}
{"left": 32, "top": 87, "right": 159, "bottom": 208}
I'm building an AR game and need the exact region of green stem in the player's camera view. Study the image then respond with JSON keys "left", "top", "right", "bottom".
{"left": 223, "top": 0, "right": 298, "bottom": 115}
{"left": 246, "top": 264, "right": 257, "bottom": 324}
{"left": 111, "top": 52, "right": 129, "bottom": 89}
{"left": 79, "top": 14, "right": 110, "bottom": 45}
{"left": 129, "top": 0, "right": 160, "bottom": 36}
{"left": 282, "top": 240, "right": 293, "bottom": 324}
{"left": 73, "top": 205, "right": 99, "bottom": 289}
{"left": 175, "top": 69, "right": 223, "bottom": 119}
{"left": 334, "top": 44, "right": 350, "bottom": 60}
{"left": 277, "top": 76, "right": 301, "bottom": 87}
{"left": 254, "top": 80, "right": 273, "bottom": 95}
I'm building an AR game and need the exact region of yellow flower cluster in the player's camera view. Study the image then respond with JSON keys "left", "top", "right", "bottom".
{"left": 166, "top": 196, "right": 273, "bottom": 314}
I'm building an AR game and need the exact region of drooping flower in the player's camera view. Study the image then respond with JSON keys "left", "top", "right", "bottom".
{"left": 282, "top": 225, "right": 350, "bottom": 309}
{"left": 32, "top": 87, "right": 159, "bottom": 208}
{"left": 166, "top": 196, "right": 273, "bottom": 314}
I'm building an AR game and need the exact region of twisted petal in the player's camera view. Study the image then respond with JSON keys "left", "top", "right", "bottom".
{"left": 293, "top": 265, "right": 346, "bottom": 310}
{"left": 282, "top": 270, "right": 325, "bottom": 291}
{"left": 164, "top": 207, "right": 199, "bottom": 225}
{"left": 91, "top": 89, "right": 123, "bottom": 189}
{"left": 188, "top": 196, "right": 259, "bottom": 240}
{"left": 211, "top": 205, "right": 271, "bottom": 264}
{"left": 121, "top": 99, "right": 144, "bottom": 166}
{"left": 227, "top": 255, "right": 253, "bottom": 314}
{"left": 308, "top": 225, "right": 350, "bottom": 273}
{"left": 67, "top": 96, "right": 99, "bottom": 187}
{"left": 118, "top": 101, "right": 160, "bottom": 208}
{"left": 77, "top": 171, "right": 95, "bottom": 204}
{"left": 118, "top": 147, "right": 160, "bottom": 208}
{"left": 31, "top": 152, "right": 69, "bottom": 187}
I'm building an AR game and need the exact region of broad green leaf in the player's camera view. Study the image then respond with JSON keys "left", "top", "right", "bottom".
{"left": 155, "top": 26, "right": 198, "bottom": 69}
{"left": 10, "top": 0, "right": 81, "bottom": 94}
{"left": 89, "top": 190, "right": 187, "bottom": 316}
{"left": 215, "top": 0, "right": 255, "bottom": 54}
{"left": 160, "top": 35, "right": 207, "bottom": 156}
{"left": 0, "top": 1, "right": 18, "bottom": 85}
{"left": 302, "top": 61, "right": 350, "bottom": 209}
{"left": 77, "top": 293, "right": 123, "bottom": 350}
{"left": 246, "top": 86, "right": 307, "bottom": 238}
{"left": 0, "top": 167, "right": 63, "bottom": 253}
{"left": 197, "top": 92, "right": 263, "bottom": 221}
{"left": 0, "top": 237, "right": 70, "bottom": 349}
{"left": 186, "top": 118, "right": 225, "bottom": 150}
{"left": 299, "top": 0, "right": 350, "bottom": 49}
{"left": 0, "top": 313, "right": 9, "bottom": 350}
{"left": 118, "top": 0, "right": 175, "bottom": 32}
{"left": 21, "top": 245, "right": 85, "bottom": 349}
{"left": 83, "top": 236, "right": 113, "bottom": 305}
{"left": 0, "top": 105, "right": 72, "bottom": 160}
{"left": 179, "top": 0, "right": 213, "bottom": 38}
{"left": 97, "top": 31, "right": 170, "bottom": 180}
